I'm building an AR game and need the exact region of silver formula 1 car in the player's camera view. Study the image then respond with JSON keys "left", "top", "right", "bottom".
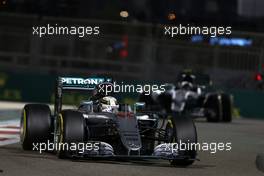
{"left": 139, "top": 71, "right": 233, "bottom": 122}
{"left": 20, "top": 77, "right": 198, "bottom": 166}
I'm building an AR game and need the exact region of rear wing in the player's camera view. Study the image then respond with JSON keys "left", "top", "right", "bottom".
{"left": 54, "top": 76, "right": 112, "bottom": 116}
{"left": 59, "top": 77, "right": 112, "bottom": 90}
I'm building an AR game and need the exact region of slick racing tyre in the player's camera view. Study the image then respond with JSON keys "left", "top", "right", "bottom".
{"left": 205, "top": 93, "right": 233, "bottom": 122}
{"left": 221, "top": 93, "right": 233, "bottom": 122}
{"left": 165, "top": 115, "right": 197, "bottom": 166}
{"left": 20, "top": 104, "right": 52, "bottom": 150}
{"left": 205, "top": 94, "right": 221, "bottom": 122}
{"left": 56, "top": 110, "right": 84, "bottom": 158}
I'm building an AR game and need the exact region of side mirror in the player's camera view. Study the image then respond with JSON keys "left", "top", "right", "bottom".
{"left": 79, "top": 101, "right": 93, "bottom": 112}
{"left": 134, "top": 102, "right": 146, "bottom": 113}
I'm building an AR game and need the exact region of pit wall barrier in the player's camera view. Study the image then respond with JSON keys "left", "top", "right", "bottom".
{"left": 228, "top": 89, "right": 264, "bottom": 119}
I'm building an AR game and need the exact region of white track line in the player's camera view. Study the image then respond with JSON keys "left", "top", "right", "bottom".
{"left": 0, "top": 128, "right": 20, "bottom": 132}
{"left": 0, "top": 138, "right": 20, "bottom": 146}
{"left": 0, "top": 120, "right": 20, "bottom": 146}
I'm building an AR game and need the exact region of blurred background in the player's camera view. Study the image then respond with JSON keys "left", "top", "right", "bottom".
{"left": 0, "top": 0, "right": 264, "bottom": 118}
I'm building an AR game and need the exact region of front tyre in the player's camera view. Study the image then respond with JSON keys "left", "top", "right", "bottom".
{"left": 221, "top": 93, "right": 233, "bottom": 122}
{"left": 56, "top": 110, "right": 84, "bottom": 158}
{"left": 205, "top": 94, "right": 221, "bottom": 122}
{"left": 166, "top": 114, "right": 197, "bottom": 166}
{"left": 20, "top": 104, "right": 51, "bottom": 150}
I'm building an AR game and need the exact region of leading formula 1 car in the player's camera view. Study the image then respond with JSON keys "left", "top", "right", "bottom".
{"left": 20, "top": 77, "right": 197, "bottom": 166}
{"left": 139, "top": 71, "right": 233, "bottom": 122}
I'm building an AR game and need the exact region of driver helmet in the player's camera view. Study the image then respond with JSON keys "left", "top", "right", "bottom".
{"left": 180, "top": 81, "right": 193, "bottom": 90}
{"left": 99, "top": 96, "right": 118, "bottom": 112}
{"left": 179, "top": 73, "right": 195, "bottom": 90}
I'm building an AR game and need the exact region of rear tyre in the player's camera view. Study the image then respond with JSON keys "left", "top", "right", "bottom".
{"left": 56, "top": 110, "right": 84, "bottom": 158}
{"left": 166, "top": 114, "right": 197, "bottom": 166}
{"left": 221, "top": 94, "right": 232, "bottom": 122}
{"left": 20, "top": 104, "right": 51, "bottom": 150}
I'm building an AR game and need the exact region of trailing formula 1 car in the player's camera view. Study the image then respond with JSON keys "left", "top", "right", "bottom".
{"left": 139, "top": 71, "right": 233, "bottom": 122}
{"left": 20, "top": 77, "right": 197, "bottom": 166}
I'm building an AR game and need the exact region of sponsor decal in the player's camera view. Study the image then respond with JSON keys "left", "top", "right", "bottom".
{"left": 61, "top": 77, "right": 112, "bottom": 90}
